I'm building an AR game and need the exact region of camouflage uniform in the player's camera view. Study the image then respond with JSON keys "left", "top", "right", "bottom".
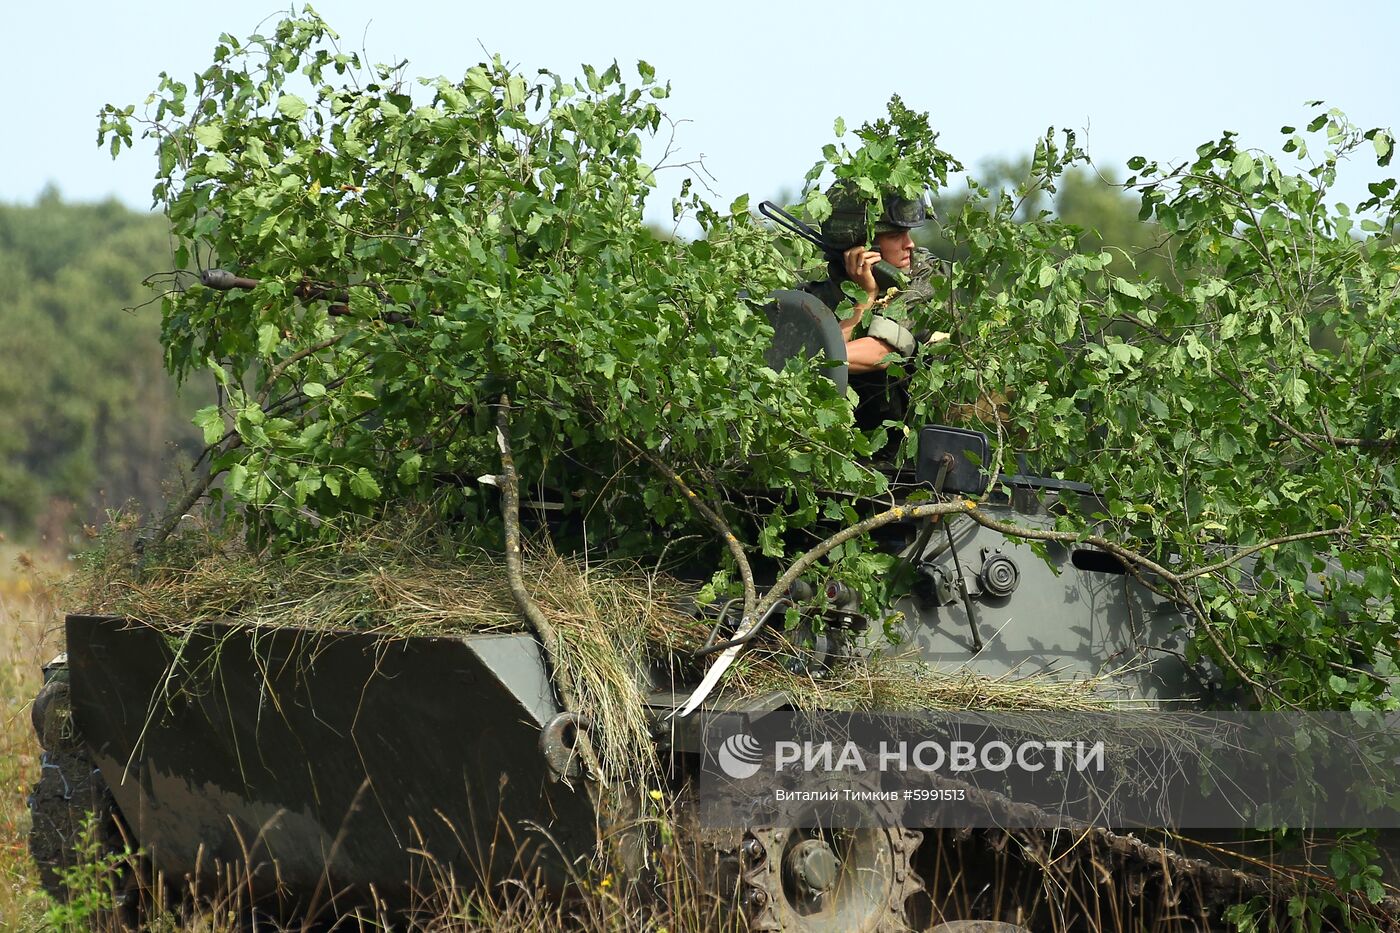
{"left": 803, "top": 246, "right": 939, "bottom": 360}
{"left": 800, "top": 180, "right": 942, "bottom": 361}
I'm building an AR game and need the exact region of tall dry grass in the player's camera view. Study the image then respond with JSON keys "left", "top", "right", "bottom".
{"left": 1, "top": 546, "right": 65, "bottom": 928}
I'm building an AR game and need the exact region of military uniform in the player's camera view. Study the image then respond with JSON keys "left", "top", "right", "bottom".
{"left": 803, "top": 246, "right": 939, "bottom": 362}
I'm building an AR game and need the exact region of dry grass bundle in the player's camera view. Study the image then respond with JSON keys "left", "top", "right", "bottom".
{"left": 69, "top": 513, "right": 567, "bottom": 637}
{"left": 68, "top": 514, "right": 685, "bottom": 785}
{"left": 737, "top": 651, "right": 1122, "bottom": 712}
{"left": 642, "top": 609, "right": 1122, "bottom": 713}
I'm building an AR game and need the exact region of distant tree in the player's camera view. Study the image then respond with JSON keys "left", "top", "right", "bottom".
{"left": 1055, "top": 167, "right": 1178, "bottom": 283}
{"left": 917, "top": 157, "right": 1176, "bottom": 285}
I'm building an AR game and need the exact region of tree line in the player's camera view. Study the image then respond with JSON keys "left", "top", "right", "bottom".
{"left": 0, "top": 187, "right": 207, "bottom": 544}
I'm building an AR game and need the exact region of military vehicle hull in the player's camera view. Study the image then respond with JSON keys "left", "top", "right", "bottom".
{"left": 36, "top": 616, "right": 600, "bottom": 918}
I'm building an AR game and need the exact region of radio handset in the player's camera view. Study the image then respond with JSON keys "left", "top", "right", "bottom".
{"left": 870, "top": 259, "right": 908, "bottom": 297}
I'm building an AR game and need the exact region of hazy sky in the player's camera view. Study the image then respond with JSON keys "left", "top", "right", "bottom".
{"left": 3, "top": 0, "right": 1396, "bottom": 214}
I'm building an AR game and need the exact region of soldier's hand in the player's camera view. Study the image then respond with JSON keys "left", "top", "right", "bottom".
{"left": 842, "top": 245, "right": 881, "bottom": 299}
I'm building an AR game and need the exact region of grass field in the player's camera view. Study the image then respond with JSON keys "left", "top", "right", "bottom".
{"left": 1, "top": 546, "right": 65, "bottom": 928}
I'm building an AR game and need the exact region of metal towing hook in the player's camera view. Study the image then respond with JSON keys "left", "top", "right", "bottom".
{"left": 540, "top": 711, "right": 595, "bottom": 781}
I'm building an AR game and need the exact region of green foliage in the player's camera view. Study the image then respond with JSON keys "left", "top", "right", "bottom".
{"left": 921, "top": 152, "right": 1178, "bottom": 288}
{"left": 1222, "top": 830, "right": 1390, "bottom": 931}
{"left": 99, "top": 9, "right": 1400, "bottom": 909}
{"left": 102, "top": 12, "right": 1400, "bottom": 714}
{"left": 893, "top": 106, "right": 1400, "bottom": 714}
{"left": 101, "top": 9, "right": 877, "bottom": 586}
{"left": 41, "top": 812, "right": 134, "bottom": 931}
{"left": 799, "top": 94, "right": 961, "bottom": 236}
{"left": 1054, "top": 168, "right": 1177, "bottom": 283}
{"left": 0, "top": 190, "right": 205, "bottom": 540}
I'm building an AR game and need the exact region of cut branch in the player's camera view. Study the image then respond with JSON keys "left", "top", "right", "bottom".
{"left": 494, "top": 395, "right": 608, "bottom": 794}
{"left": 958, "top": 506, "right": 1286, "bottom": 705}
{"left": 745, "top": 497, "right": 1304, "bottom": 706}
{"left": 1178, "top": 527, "right": 1351, "bottom": 581}
{"left": 259, "top": 335, "right": 345, "bottom": 402}
{"left": 758, "top": 499, "right": 968, "bottom": 619}
{"left": 144, "top": 436, "right": 244, "bottom": 550}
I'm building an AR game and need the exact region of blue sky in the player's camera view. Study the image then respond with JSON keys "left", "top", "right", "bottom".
{"left": 3, "top": 0, "right": 1396, "bottom": 214}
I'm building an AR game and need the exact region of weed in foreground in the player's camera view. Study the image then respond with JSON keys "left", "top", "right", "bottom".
{"left": 40, "top": 814, "right": 138, "bottom": 932}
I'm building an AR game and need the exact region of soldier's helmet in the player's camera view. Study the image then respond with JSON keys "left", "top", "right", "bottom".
{"left": 819, "top": 180, "right": 927, "bottom": 252}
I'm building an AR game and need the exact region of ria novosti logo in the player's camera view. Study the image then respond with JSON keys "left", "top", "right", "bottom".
{"left": 712, "top": 734, "right": 1106, "bottom": 777}
{"left": 717, "top": 733, "right": 764, "bottom": 779}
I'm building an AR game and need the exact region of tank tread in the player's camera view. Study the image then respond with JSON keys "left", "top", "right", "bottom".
{"left": 28, "top": 748, "right": 140, "bottom": 906}
{"left": 27, "top": 673, "right": 156, "bottom": 926}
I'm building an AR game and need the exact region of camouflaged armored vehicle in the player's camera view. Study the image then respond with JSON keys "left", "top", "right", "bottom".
{"left": 31, "top": 272, "right": 1262, "bottom": 932}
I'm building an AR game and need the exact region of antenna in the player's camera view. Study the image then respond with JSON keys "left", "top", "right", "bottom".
{"left": 757, "top": 201, "right": 827, "bottom": 253}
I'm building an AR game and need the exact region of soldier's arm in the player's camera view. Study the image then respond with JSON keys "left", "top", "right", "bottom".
{"left": 845, "top": 336, "right": 899, "bottom": 373}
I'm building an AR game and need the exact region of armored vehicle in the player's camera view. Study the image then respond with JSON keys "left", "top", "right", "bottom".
{"left": 31, "top": 281, "right": 1280, "bottom": 932}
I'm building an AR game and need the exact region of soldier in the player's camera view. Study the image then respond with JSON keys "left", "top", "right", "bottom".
{"left": 803, "top": 183, "right": 943, "bottom": 374}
